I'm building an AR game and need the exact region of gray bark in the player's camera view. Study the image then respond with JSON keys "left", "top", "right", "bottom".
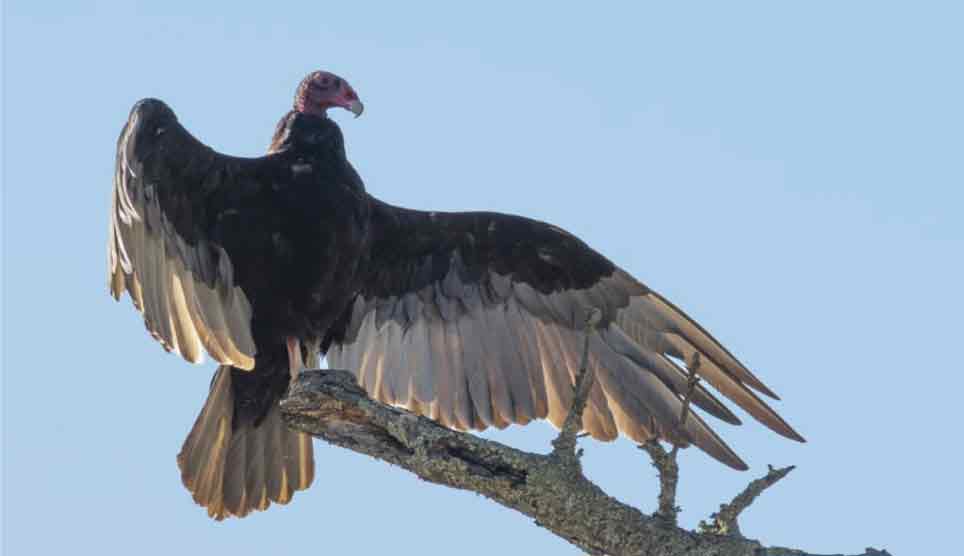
{"left": 280, "top": 370, "right": 890, "bottom": 556}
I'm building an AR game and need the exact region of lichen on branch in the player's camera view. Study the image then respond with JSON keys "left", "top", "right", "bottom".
{"left": 280, "top": 369, "right": 888, "bottom": 556}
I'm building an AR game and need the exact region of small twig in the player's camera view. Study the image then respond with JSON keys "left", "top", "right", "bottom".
{"left": 700, "top": 464, "right": 796, "bottom": 537}
{"left": 670, "top": 352, "right": 701, "bottom": 459}
{"left": 551, "top": 308, "right": 602, "bottom": 466}
{"left": 638, "top": 352, "right": 702, "bottom": 523}
{"left": 677, "top": 353, "right": 701, "bottom": 429}
{"left": 639, "top": 440, "right": 680, "bottom": 524}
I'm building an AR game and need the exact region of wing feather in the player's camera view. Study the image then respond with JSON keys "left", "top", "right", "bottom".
{"left": 443, "top": 319, "right": 475, "bottom": 430}
{"left": 630, "top": 293, "right": 778, "bottom": 398}
{"left": 407, "top": 316, "right": 435, "bottom": 405}
{"left": 427, "top": 321, "right": 455, "bottom": 427}
{"left": 505, "top": 299, "right": 549, "bottom": 420}
{"left": 324, "top": 201, "right": 803, "bottom": 469}
{"left": 458, "top": 312, "right": 495, "bottom": 428}
{"left": 109, "top": 99, "right": 258, "bottom": 370}
{"left": 531, "top": 319, "right": 574, "bottom": 428}
{"left": 169, "top": 270, "right": 204, "bottom": 363}
{"left": 475, "top": 308, "right": 513, "bottom": 428}
{"left": 486, "top": 306, "right": 535, "bottom": 424}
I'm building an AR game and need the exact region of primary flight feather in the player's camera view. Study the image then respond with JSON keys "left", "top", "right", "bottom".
{"left": 108, "top": 70, "right": 804, "bottom": 520}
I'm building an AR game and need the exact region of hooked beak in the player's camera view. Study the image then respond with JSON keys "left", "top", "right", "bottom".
{"left": 347, "top": 99, "right": 364, "bottom": 118}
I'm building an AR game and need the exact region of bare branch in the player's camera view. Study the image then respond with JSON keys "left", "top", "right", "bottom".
{"left": 639, "top": 440, "right": 681, "bottom": 524}
{"left": 638, "top": 352, "right": 701, "bottom": 524}
{"left": 700, "top": 465, "right": 796, "bottom": 537}
{"left": 280, "top": 370, "right": 886, "bottom": 556}
{"left": 551, "top": 308, "right": 602, "bottom": 466}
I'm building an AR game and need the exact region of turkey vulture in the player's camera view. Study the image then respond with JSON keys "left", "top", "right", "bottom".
{"left": 108, "top": 70, "right": 804, "bottom": 520}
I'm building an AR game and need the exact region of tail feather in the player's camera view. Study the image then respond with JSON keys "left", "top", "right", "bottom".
{"left": 177, "top": 365, "right": 315, "bottom": 520}
{"left": 243, "top": 421, "right": 267, "bottom": 514}
{"left": 265, "top": 410, "right": 287, "bottom": 504}
{"left": 222, "top": 426, "right": 248, "bottom": 515}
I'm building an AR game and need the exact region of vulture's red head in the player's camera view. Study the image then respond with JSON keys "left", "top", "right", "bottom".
{"left": 294, "top": 71, "right": 363, "bottom": 118}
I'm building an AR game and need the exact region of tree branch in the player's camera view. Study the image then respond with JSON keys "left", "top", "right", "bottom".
{"left": 699, "top": 465, "right": 796, "bottom": 538}
{"left": 550, "top": 308, "right": 601, "bottom": 468}
{"left": 638, "top": 355, "right": 702, "bottom": 525}
{"left": 640, "top": 439, "right": 681, "bottom": 524}
{"left": 279, "top": 370, "right": 889, "bottom": 556}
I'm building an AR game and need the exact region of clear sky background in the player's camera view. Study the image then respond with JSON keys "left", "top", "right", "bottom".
{"left": 3, "top": 2, "right": 962, "bottom": 555}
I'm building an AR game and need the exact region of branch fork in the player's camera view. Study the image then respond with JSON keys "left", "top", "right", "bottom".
{"left": 699, "top": 465, "right": 796, "bottom": 537}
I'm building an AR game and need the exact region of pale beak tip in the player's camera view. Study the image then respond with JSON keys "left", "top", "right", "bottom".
{"left": 348, "top": 100, "right": 364, "bottom": 118}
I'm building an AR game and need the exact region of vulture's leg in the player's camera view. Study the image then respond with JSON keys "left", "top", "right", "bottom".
{"left": 286, "top": 336, "right": 304, "bottom": 383}
{"left": 304, "top": 338, "right": 321, "bottom": 369}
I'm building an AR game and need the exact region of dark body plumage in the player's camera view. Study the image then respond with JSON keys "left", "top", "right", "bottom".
{"left": 110, "top": 100, "right": 370, "bottom": 517}
{"left": 109, "top": 84, "right": 803, "bottom": 520}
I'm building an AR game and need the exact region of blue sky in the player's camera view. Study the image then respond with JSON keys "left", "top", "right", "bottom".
{"left": 3, "top": 2, "right": 962, "bottom": 555}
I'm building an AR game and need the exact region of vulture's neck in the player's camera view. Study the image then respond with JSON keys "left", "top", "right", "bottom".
{"left": 268, "top": 110, "right": 301, "bottom": 154}
{"left": 267, "top": 110, "right": 344, "bottom": 156}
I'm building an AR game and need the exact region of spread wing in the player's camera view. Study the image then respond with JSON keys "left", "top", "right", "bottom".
{"left": 108, "top": 99, "right": 264, "bottom": 369}
{"left": 325, "top": 200, "right": 804, "bottom": 469}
